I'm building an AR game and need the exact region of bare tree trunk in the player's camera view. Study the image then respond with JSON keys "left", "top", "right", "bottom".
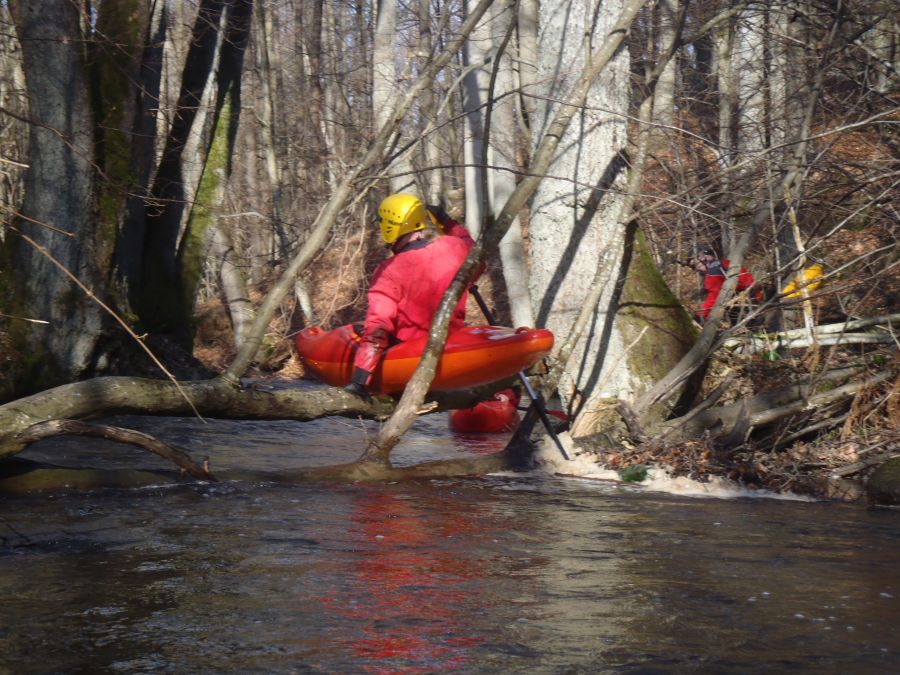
{"left": 373, "top": 0, "right": 415, "bottom": 193}
{"left": 0, "top": 4, "right": 26, "bottom": 230}
{"left": 491, "top": 1, "right": 534, "bottom": 328}
{"left": 114, "top": 0, "right": 167, "bottom": 294}
{"left": 517, "top": 0, "right": 539, "bottom": 130}
{"left": 137, "top": 0, "right": 232, "bottom": 341}
{"left": 208, "top": 223, "right": 254, "bottom": 348}
{"left": 651, "top": 0, "right": 678, "bottom": 133}
{"left": 713, "top": 5, "right": 737, "bottom": 251}
{"left": 461, "top": 0, "right": 491, "bottom": 234}
{"left": 529, "top": 0, "right": 632, "bottom": 410}
{"left": 416, "top": 0, "right": 444, "bottom": 203}
{"left": 8, "top": 0, "right": 102, "bottom": 383}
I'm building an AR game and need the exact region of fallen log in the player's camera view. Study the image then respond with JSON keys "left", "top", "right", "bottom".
{"left": 0, "top": 375, "right": 513, "bottom": 460}
{"left": 726, "top": 332, "right": 894, "bottom": 353}
{"left": 724, "top": 312, "right": 900, "bottom": 353}
{"left": 652, "top": 368, "right": 892, "bottom": 443}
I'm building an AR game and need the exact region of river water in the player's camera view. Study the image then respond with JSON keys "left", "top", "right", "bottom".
{"left": 1, "top": 410, "right": 899, "bottom": 673}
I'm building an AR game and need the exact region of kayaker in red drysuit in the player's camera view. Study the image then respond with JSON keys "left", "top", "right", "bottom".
{"left": 344, "top": 193, "right": 475, "bottom": 401}
{"left": 693, "top": 247, "right": 756, "bottom": 322}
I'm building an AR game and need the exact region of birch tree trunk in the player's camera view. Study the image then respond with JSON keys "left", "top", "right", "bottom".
{"left": 461, "top": 0, "right": 491, "bottom": 234}
{"left": 528, "top": 0, "right": 631, "bottom": 409}
{"left": 713, "top": 6, "right": 737, "bottom": 251}
{"left": 373, "top": 0, "right": 415, "bottom": 193}
{"left": 651, "top": 0, "right": 678, "bottom": 132}
{"left": 491, "top": 1, "right": 534, "bottom": 328}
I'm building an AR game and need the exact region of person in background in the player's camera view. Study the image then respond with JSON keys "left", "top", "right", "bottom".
{"left": 344, "top": 193, "right": 475, "bottom": 401}
{"left": 693, "top": 247, "right": 756, "bottom": 324}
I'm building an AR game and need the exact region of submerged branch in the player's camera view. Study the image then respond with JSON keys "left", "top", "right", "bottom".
{"left": 0, "top": 447, "right": 524, "bottom": 495}
{"left": 16, "top": 420, "right": 215, "bottom": 481}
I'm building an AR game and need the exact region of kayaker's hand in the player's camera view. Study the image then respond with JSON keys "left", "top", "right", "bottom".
{"left": 344, "top": 381, "right": 373, "bottom": 404}
{"left": 426, "top": 204, "right": 451, "bottom": 231}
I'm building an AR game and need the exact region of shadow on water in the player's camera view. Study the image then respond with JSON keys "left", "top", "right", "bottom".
{"left": 2, "top": 414, "right": 899, "bottom": 672}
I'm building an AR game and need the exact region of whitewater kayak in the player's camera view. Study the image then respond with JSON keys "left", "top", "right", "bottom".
{"left": 294, "top": 325, "right": 554, "bottom": 394}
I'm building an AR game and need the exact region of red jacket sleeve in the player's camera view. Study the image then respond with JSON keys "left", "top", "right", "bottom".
{"left": 353, "top": 263, "right": 399, "bottom": 374}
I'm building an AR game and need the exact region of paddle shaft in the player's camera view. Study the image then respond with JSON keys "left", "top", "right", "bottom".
{"left": 469, "top": 286, "right": 570, "bottom": 460}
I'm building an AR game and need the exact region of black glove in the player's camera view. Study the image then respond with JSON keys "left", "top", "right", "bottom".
{"left": 344, "top": 367, "right": 373, "bottom": 404}
{"left": 425, "top": 204, "right": 451, "bottom": 230}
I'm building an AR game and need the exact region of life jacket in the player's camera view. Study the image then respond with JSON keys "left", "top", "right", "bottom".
{"left": 781, "top": 263, "right": 824, "bottom": 299}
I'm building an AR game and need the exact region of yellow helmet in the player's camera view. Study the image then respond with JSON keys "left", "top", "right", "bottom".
{"left": 378, "top": 193, "right": 431, "bottom": 245}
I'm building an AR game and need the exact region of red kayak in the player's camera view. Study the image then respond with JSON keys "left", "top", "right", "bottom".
{"left": 449, "top": 389, "right": 521, "bottom": 433}
{"left": 294, "top": 325, "right": 553, "bottom": 394}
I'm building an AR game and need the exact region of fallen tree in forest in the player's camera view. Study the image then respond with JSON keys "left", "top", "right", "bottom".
{"left": 723, "top": 314, "right": 900, "bottom": 354}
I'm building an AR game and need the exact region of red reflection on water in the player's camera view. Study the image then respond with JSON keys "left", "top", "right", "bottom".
{"left": 322, "top": 487, "right": 487, "bottom": 672}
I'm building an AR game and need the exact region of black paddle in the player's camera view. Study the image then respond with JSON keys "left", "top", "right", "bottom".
{"left": 469, "top": 286, "right": 570, "bottom": 460}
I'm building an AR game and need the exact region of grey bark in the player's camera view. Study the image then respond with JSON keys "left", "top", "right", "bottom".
{"left": 529, "top": 0, "right": 632, "bottom": 408}
{"left": 651, "top": 0, "right": 678, "bottom": 131}
{"left": 374, "top": 0, "right": 415, "bottom": 193}
{"left": 461, "top": 0, "right": 491, "bottom": 234}
{"left": 10, "top": 0, "right": 102, "bottom": 378}
{"left": 491, "top": 1, "right": 534, "bottom": 328}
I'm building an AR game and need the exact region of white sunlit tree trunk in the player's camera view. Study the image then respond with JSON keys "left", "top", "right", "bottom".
{"left": 461, "top": 0, "right": 534, "bottom": 327}
{"left": 528, "top": 0, "right": 633, "bottom": 411}
{"left": 491, "top": 1, "right": 535, "bottom": 328}
{"left": 651, "top": 0, "right": 678, "bottom": 133}
{"left": 373, "top": 0, "right": 415, "bottom": 193}
{"left": 461, "top": 0, "right": 491, "bottom": 234}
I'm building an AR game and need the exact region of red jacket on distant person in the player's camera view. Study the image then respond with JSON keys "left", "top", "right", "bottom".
{"left": 698, "top": 258, "right": 755, "bottom": 320}
{"left": 353, "top": 220, "right": 474, "bottom": 373}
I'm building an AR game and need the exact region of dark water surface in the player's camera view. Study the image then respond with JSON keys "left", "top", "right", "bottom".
{"left": 1, "top": 413, "right": 899, "bottom": 673}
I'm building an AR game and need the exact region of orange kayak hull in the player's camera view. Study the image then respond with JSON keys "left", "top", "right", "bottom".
{"left": 294, "top": 325, "right": 553, "bottom": 394}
